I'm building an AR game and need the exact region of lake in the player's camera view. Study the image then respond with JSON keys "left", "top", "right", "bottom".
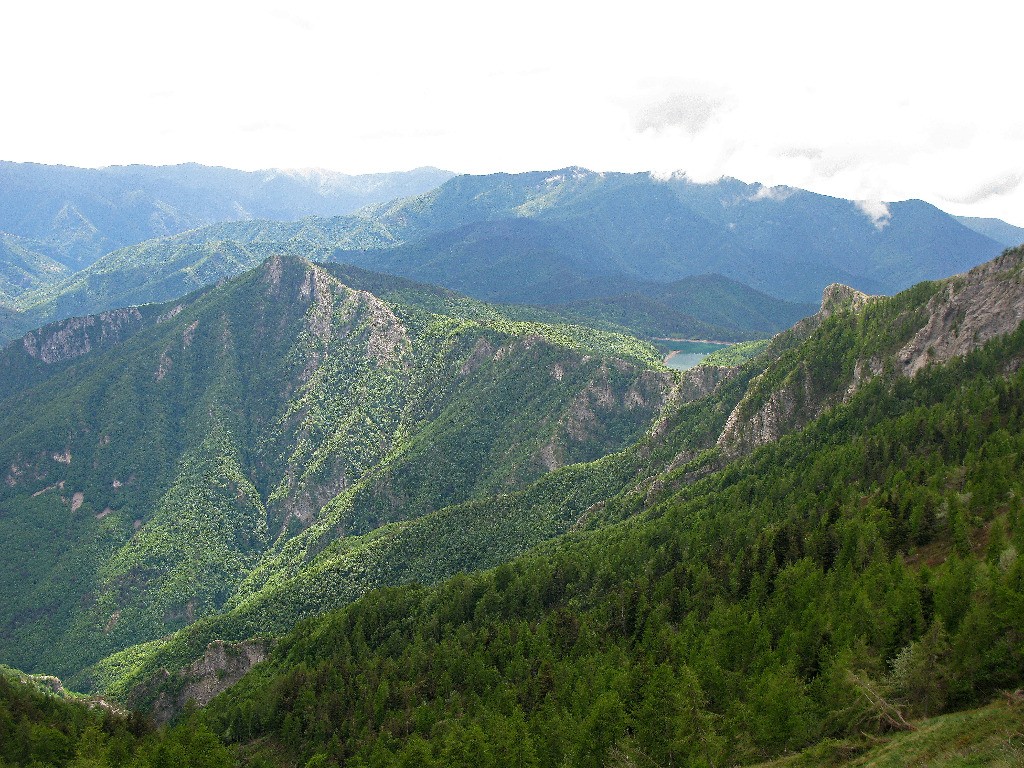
{"left": 657, "top": 339, "right": 731, "bottom": 371}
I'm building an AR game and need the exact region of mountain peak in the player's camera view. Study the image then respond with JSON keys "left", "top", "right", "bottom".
{"left": 257, "top": 252, "right": 314, "bottom": 289}
{"left": 819, "top": 282, "right": 872, "bottom": 317}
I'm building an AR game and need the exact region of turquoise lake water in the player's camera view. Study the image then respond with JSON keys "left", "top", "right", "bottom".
{"left": 659, "top": 339, "right": 731, "bottom": 371}
{"left": 664, "top": 351, "right": 713, "bottom": 370}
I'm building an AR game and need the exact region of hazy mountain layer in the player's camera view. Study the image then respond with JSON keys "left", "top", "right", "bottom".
{"left": 0, "top": 161, "right": 452, "bottom": 291}
{"left": 553, "top": 274, "right": 817, "bottom": 342}
{"left": 955, "top": 214, "right": 1024, "bottom": 247}
{"left": 6, "top": 166, "right": 994, "bottom": 346}
{"left": 4, "top": 168, "right": 1005, "bottom": 346}
{"left": 334, "top": 169, "right": 1005, "bottom": 302}
{"left": 0, "top": 233, "right": 70, "bottom": 304}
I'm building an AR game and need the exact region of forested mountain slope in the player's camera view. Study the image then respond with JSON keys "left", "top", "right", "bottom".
{"left": 554, "top": 274, "right": 816, "bottom": 342}
{"left": 70, "top": 247, "right": 1024, "bottom": 726}
{"left": 1, "top": 662, "right": 234, "bottom": 767}
{"left": 181, "top": 246, "right": 1024, "bottom": 766}
{"left": 0, "top": 255, "right": 670, "bottom": 684}
{"left": 8, "top": 244, "right": 1024, "bottom": 765}
{"left": 0, "top": 234, "right": 70, "bottom": 306}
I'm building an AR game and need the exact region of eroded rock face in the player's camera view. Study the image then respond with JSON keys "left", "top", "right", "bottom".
{"left": 896, "top": 250, "right": 1024, "bottom": 376}
{"left": 540, "top": 363, "right": 674, "bottom": 472}
{"left": 648, "top": 363, "right": 740, "bottom": 443}
{"left": 713, "top": 283, "right": 873, "bottom": 458}
{"left": 461, "top": 337, "right": 495, "bottom": 376}
{"left": 716, "top": 247, "right": 1024, "bottom": 457}
{"left": 275, "top": 469, "right": 349, "bottom": 532}
{"left": 819, "top": 283, "right": 873, "bottom": 319}
{"left": 362, "top": 290, "right": 410, "bottom": 365}
{"left": 22, "top": 307, "right": 144, "bottom": 364}
{"left": 716, "top": 367, "right": 814, "bottom": 456}
{"left": 678, "top": 363, "right": 739, "bottom": 403}
{"left": 150, "top": 639, "right": 269, "bottom": 723}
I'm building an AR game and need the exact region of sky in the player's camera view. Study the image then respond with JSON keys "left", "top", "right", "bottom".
{"left": 2, "top": 0, "right": 1022, "bottom": 225}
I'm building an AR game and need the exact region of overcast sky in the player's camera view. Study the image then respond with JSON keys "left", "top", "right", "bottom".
{"left": 3, "top": 0, "right": 1021, "bottom": 225}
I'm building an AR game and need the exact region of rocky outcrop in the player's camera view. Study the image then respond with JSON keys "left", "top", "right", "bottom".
{"left": 546, "top": 364, "right": 673, "bottom": 470}
{"left": 649, "top": 363, "right": 740, "bottom": 442}
{"left": 150, "top": 639, "right": 269, "bottom": 723}
{"left": 895, "top": 248, "right": 1024, "bottom": 376}
{"left": 716, "top": 367, "right": 814, "bottom": 456}
{"left": 362, "top": 290, "right": 410, "bottom": 365}
{"left": 819, "top": 282, "right": 873, "bottom": 319}
{"left": 461, "top": 337, "right": 495, "bottom": 376}
{"left": 717, "top": 246, "right": 1024, "bottom": 458}
{"left": 714, "top": 282, "right": 879, "bottom": 458}
{"left": 21, "top": 307, "right": 145, "bottom": 364}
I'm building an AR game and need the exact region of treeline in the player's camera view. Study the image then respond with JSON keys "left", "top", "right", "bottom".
{"left": 199, "top": 319, "right": 1024, "bottom": 766}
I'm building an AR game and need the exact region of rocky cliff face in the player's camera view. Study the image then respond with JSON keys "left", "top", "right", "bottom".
{"left": 146, "top": 639, "right": 270, "bottom": 724}
{"left": 20, "top": 307, "right": 147, "bottom": 364}
{"left": 717, "top": 246, "right": 1024, "bottom": 457}
{"left": 716, "top": 366, "right": 814, "bottom": 455}
{"left": 894, "top": 248, "right": 1024, "bottom": 376}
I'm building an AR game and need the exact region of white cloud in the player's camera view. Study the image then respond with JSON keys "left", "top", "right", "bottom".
{"left": 749, "top": 185, "right": 797, "bottom": 203}
{"left": 0, "top": 0, "right": 1021, "bottom": 225}
{"left": 942, "top": 173, "right": 1023, "bottom": 205}
{"left": 855, "top": 200, "right": 892, "bottom": 230}
{"left": 633, "top": 90, "right": 726, "bottom": 135}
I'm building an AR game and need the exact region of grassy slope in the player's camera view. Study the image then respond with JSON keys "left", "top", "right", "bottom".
{"left": 757, "top": 700, "right": 1024, "bottom": 767}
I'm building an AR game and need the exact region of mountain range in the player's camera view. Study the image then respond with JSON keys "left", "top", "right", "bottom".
{"left": 336, "top": 170, "right": 1008, "bottom": 303}
{"left": 2, "top": 166, "right": 1010, "bottom": 346}
{"left": 2, "top": 162, "right": 1024, "bottom": 767}
{"left": 955, "top": 215, "right": 1024, "bottom": 247}
{"left": 0, "top": 255, "right": 670, "bottom": 684}
{"left": 0, "top": 161, "right": 453, "bottom": 304}
{"left": 198, "top": 246, "right": 1024, "bottom": 766}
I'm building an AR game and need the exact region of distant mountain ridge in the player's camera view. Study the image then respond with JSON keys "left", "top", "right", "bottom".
{"left": 954, "top": 214, "right": 1024, "bottom": 247}
{"left": 0, "top": 161, "right": 453, "bottom": 293}
{"left": 332, "top": 169, "right": 1006, "bottom": 301}
{"left": 0, "top": 166, "right": 1009, "bottom": 343}
{"left": 552, "top": 273, "right": 816, "bottom": 341}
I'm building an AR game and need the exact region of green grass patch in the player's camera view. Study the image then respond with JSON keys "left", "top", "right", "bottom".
{"left": 757, "top": 700, "right": 1024, "bottom": 767}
